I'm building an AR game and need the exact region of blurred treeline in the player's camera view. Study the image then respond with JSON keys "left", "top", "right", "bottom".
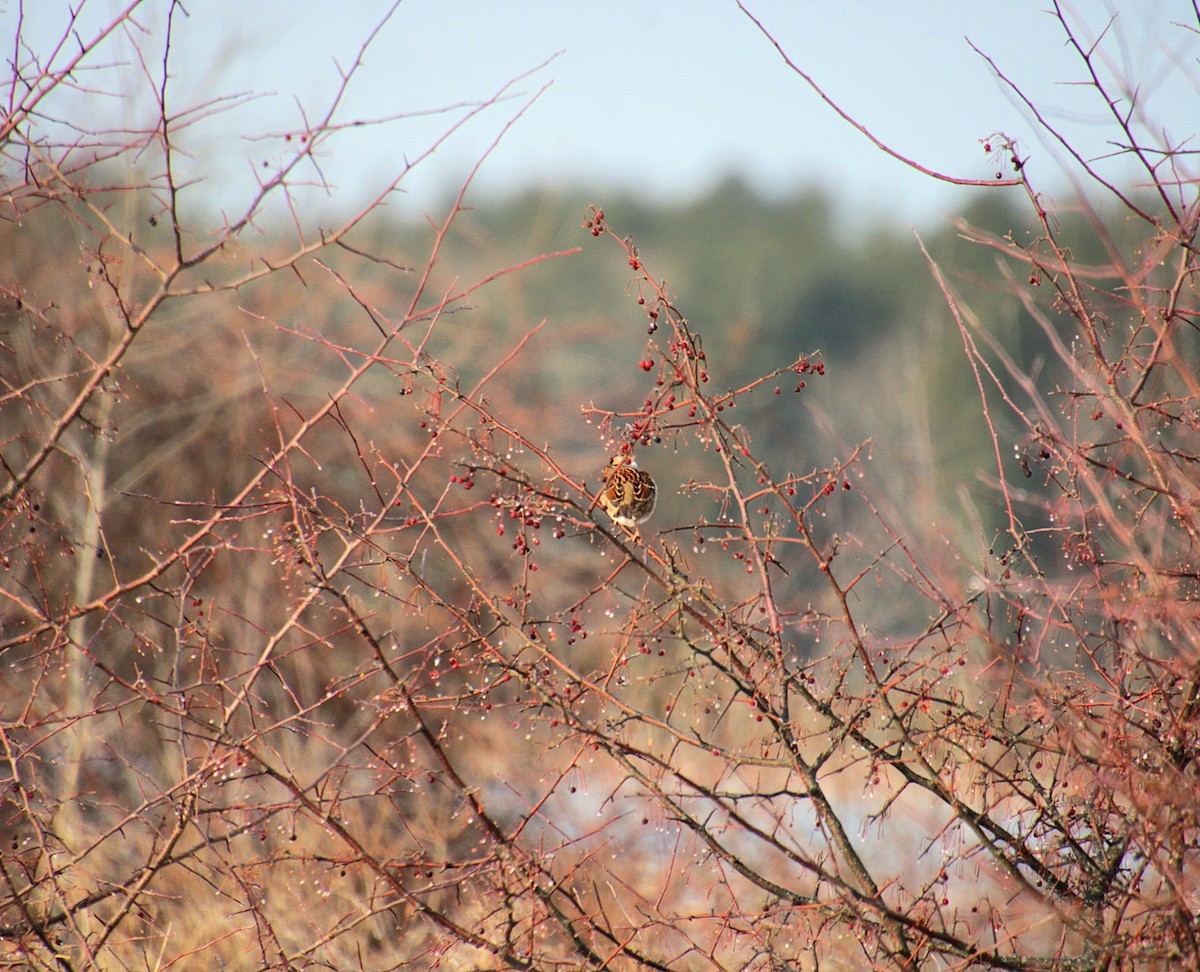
{"left": 3, "top": 172, "right": 1139, "bottom": 647}
{"left": 361, "top": 175, "right": 1130, "bottom": 545}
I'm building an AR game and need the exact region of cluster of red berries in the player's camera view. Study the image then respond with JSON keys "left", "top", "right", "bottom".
{"left": 581, "top": 206, "right": 606, "bottom": 237}
{"left": 634, "top": 296, "right": 660, "bottom": 333}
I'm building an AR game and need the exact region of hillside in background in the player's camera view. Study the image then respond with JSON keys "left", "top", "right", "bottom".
{"left": 6, "top": 171, "right": 1141, "bottom": 668}
{"left": 362, "top": 177, "right": 1121, "bottom": 548}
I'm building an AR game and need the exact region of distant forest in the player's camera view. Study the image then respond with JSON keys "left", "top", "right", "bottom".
{"left": 3, "top": 168, "right": 1152, "bottom": 642}
{"left": 360, "top": 176, "right": 1135, "bottom": 544}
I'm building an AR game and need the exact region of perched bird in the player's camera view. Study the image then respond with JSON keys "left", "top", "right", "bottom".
{"left": 598, "top": 454, "right": 657, "bottom": 531}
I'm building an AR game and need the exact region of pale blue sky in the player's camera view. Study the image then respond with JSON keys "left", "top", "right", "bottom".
{"left": 11, "top": 1, "right": 1199, "bottom": 224}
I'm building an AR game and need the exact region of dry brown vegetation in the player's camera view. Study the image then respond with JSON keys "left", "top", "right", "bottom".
{"left": 1, "top": 2, "right": 1198, "bottom": 970}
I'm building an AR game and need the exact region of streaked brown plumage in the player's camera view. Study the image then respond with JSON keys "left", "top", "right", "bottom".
{"left": 598, "top": 455, "right": 656, "bottom": 529}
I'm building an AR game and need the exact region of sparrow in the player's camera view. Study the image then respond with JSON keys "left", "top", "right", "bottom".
{"left": 598, "top": 454, "right": 657, "bottom": 530}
